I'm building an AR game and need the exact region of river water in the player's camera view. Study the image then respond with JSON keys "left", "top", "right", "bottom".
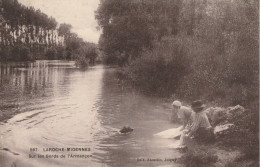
{"left": 0, "top": 60, "right": 181, "bottom": 167}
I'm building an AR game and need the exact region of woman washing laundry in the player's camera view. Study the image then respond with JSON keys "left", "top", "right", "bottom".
{"left": 156, "top": 100, "right": 214, "bottom": 147}
{"left": 154, "top": 100, "right": 193, "bottom": 139}
{"left": 171, "top": 100, "right": 194, "bottom": 131}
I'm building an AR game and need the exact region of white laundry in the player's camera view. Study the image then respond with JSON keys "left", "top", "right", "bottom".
{"left": 154, "top": 126, "right": 182, "bottom": 139}
{"left": 168, "top": 140, "right": 186, "bottom": 149}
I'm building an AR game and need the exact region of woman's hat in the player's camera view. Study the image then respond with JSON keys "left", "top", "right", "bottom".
{"left": 172, "top": 100, "right": 182, "bottom": 107}
{"left": 191, "top": 100, "right": 205, "bottom": 110}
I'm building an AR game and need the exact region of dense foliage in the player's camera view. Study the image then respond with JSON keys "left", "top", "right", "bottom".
{"left": 0, "top": 0, "right": 98, "bottom": 66}
{"left": 120, "top": 40, "right": 190, "bottom": 95}
{"left": 95, "top": 0, "right": 181, "bottom": 65}
{"left": 96, "top": 0, "right": 258, "bottom": 164}
{"left": 217, "top": 108, "right": 259, "bottom": 161}
{"left": 2, "top": 0, "right": 57, "bottom": 29}
{"left": 96, "top": 0, "right": 258, "bottom": 106}
{"left": 0, "top": 0, "right": 62, "bottom": 61}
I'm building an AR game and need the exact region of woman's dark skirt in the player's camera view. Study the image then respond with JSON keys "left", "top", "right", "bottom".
{"left": 193, "top": 127, "right": 215, "bottom": 144}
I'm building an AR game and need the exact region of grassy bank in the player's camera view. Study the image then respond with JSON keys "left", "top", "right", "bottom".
{"left": 115, "top": 14, "right": 258, "bottom": 167}
{"left": 96, "top": 1, "right": 259, "bottom": 166}
{"left": 117, "top": 34, "right": 259, "bottom": 165}
{"left": 176, "top": 106, "right": 259, "bottom": 167}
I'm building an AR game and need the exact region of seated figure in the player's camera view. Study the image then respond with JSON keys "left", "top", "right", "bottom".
{"left": 181, "top": 100, "right": 214, "bottom": 146}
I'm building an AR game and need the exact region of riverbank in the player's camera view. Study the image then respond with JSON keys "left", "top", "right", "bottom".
{"left": 176, "top": 137, "right": 258, "bottom": 167}
{"left": 173, "top": 104, "right": 258, "bottom": 167}
{"left": 115, "top": 43, "right": 258, "bottom": 165}
{"left": 116, "top": 72, "right": 259, "bottom": 166}
{"left": 0, "top": 104, "right": 22, "bottom": 123}
{"left": 177, "top": 138, "right": 251, "bottom": 167}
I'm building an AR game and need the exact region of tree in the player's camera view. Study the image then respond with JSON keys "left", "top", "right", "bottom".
{"left": 58, "top": 23, "right": 72, "bottom": 37}
{"left": 95, "top": 0, "right": 154, "bottom": 65}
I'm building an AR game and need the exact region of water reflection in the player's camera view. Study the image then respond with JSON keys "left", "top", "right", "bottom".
{"left": 0, "top": 61, "right": 180, "bottom": 167}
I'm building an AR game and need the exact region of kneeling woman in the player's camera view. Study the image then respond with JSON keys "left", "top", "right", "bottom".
{"left": 186, "top": 100, "right": 214, "bottom": 143}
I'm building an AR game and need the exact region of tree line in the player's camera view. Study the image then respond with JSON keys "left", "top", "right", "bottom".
{"left": 0, "top": 0, "right": 98, "bottom": 67}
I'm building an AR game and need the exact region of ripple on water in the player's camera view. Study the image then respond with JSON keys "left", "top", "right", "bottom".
{"left": 0, "top": 63, "right": 181, "bottom": 167}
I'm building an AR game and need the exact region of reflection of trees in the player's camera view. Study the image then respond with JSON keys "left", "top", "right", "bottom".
{"left": 0, "top": 60, "right": 75, "bottom": 122}
{"left": 0, "top": 61, "right": 73, "bottom": 96}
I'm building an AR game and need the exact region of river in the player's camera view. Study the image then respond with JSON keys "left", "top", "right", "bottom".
{"left": 0, "top": 60, "right": 181, "bottom": 167}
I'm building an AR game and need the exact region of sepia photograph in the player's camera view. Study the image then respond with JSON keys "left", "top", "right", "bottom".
{"left": 0, "top": 0, "right": 259, "bottom": 167}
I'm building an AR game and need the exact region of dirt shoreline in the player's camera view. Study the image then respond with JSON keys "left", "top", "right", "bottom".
{"left": 0, "top": 109, "right": 23, "bottom": 123}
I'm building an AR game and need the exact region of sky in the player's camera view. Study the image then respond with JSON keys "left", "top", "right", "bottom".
{"left": 18, "top": 0, "right": 101, "bottom": 43}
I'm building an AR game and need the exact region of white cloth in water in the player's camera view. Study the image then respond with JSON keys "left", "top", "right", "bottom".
{"left": 214, "top": 123, "right": 234, "bottom": 134}
{"left": 168, "top": 140, "right": 186, "bottom": 149}
{"left": 168, "top": 131, "right": 189, "bottom": 149}
{"left": 154, "top": 126, "right": 182, "bottom": 139}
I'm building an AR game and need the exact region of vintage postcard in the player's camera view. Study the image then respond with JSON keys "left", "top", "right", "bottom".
{"left": 0, "top": 0, "right": 259, "bottom": 167}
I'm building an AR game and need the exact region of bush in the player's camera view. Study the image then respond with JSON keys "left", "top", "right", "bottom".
{"left": 0, "top": 47, "right": 10, "bottom": 61}
{"left": 121, "top": 39, "right": 190, "bottom": 96}
{"left": 45, "top": 47, "right": 58, "bottom": 60}
{"left": 0, "top": 44, "right": 33, "bottom": 61}
{"left": 73, "top": 43, "right": 98, "bottom": 66}
{"left": 56, "top": 46, "right": 66, "bottom": 59}
{"left": 180, "top": 147, "right": 218, "bottom": 167}
{"left": 75, "top": 54, "right": 89, "bottom": 68}
{"left": 217, "top": 109, "right": 259, "bottom": 162}
{"left": 10, "top": 44, "right": 32, "bottom": 61}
